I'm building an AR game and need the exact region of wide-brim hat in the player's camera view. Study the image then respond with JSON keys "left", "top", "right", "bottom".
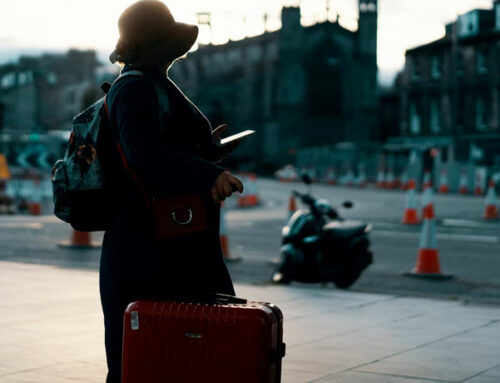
{"left": 109, "top": 0, "right": 198, "bottom": 65}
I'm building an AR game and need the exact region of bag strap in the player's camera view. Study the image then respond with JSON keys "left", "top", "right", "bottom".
{"left": 103, "top": 92, "right": 153, "bottom": 206}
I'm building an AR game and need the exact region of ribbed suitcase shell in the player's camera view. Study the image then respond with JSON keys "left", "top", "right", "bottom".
{"left": 122, "top": 299, "right": 284, "bottom": 383}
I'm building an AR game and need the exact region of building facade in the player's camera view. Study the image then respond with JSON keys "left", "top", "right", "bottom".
{"left": 0, "top": 49, "right": 98, "bottom": 135}
{"left": 0, "top": 50, "right": 99, "bottom": 168}
{"left": 170, "top": 1, "right": 378, "bottom": 169}
{"left": 392, "top": 0, "right": 500, "bottom": 165}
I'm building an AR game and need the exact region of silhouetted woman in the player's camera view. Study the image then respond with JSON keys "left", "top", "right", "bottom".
{"left": 102, "top": 1, "right": 242, "bottom": 381}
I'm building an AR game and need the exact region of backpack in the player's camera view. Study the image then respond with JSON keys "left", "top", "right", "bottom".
{"left": 51, "top": 70, "right": 169, "bottom": 231}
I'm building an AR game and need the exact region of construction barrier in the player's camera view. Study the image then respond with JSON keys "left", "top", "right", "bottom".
{"left": 275, "top": 165, "right": 298, "bottom": 182}
{"left": 402, "top": 179, "right": 419, "bottom": 225}
{"left": 483, "top": 179, "right": 499, "bottom": 220}
{"left": 344, "top": 168, "right": 355, "bottom": 187}
{"left": 58, "top": 230, "right": 101, "bottom": 249}
{"left": 323, "top": 167, "right": 336, "bottom": 185}
{"left": 403, "top": 190, "right": 452, "bottom": 280}
{"left": 356, "top": 164, "right": 367, "bottom": 188}
{"left": 28, "top": 178, "right": 43, "bottom": 215}
{"left": 237, "top": 172, "right": 259, "bottom": 207}
{"left": 400, "top": 169, "right": 409, "bottom": 190}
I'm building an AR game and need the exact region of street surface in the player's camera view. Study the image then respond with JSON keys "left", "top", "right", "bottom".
{"left": 0, "top": 178, "right": 499, "bottom": 304}
{"left": 1, "top": 261, "right": 500, "bottom": 383}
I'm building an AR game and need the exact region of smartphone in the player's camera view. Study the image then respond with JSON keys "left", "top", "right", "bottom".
{"left": 220, "top": 130, "right": 255, "bottom": 145}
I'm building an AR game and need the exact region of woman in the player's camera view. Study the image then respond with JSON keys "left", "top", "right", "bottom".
{"left": 101, "top": 1, "right": 243, "bottom": 381}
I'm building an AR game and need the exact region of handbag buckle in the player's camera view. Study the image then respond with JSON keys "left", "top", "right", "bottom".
{"left": 171, "top": 209, "right": 193, "bottom": 225}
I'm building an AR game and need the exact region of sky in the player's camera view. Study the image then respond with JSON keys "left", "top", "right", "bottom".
{"left": 0, "top": 0, "right": 496, "bottom": 79}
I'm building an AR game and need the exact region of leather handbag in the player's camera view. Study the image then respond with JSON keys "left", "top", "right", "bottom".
{"left": 151, "top": 194, "right": 208, "bottom": 239}
{"left": 116, "top": 141, "right": 208, "bottom": 239}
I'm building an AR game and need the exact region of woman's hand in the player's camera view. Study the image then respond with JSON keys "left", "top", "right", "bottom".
{"left": 212, "top": 124, "right": 239, "bottom": 157}
{"left": 211, "top": 171, "right": 243, "bottom": 203}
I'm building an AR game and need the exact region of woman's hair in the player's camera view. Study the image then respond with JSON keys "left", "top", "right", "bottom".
{"left": 114, "top": 40, "right": 140, "bottom": 65}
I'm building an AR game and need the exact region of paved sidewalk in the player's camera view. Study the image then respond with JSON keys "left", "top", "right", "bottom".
{"left": 1, "top": 261, "right": 499, "bottom": 383}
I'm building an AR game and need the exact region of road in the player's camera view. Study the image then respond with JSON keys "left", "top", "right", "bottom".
{"left": 0, "top": 178, "right": 499, "bottom": 304}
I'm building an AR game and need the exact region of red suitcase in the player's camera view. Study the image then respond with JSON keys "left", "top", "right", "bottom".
{"left": 121, "top": 294, "right": 285, "bottom": 383}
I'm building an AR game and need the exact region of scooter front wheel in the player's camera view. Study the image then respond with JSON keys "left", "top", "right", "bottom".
{"left": 272, "top": 253, "right": 294, "bottom": 284}
{"left": 272, "top": 271, "right": 291, "bottom": 284}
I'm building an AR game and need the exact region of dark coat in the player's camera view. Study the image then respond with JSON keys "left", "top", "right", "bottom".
{"left": 99, "top": 65, "right": 234, "bottom": 382}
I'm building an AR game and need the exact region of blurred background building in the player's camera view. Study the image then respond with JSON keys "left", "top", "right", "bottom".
{"left": 387, "top": 0, "right": 500, "bottom": 167}
{"left": 0, "top": 50, "right": 102, "bottom": 169}
{"left": 0, "top": 0, "right": 498, "bottom": 184}
{"left": 170, "top": 0, "right": 378, "bottom": 171}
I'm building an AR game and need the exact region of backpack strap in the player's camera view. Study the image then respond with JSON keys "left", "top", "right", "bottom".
{"left": 110, "top": 70, "right": 170, "bottom": 115}
{"left": 103, "top": 69, "right": 174, "bottom": 203}
{"left": 103, "top": 96, "right": 154, "bottom": 207}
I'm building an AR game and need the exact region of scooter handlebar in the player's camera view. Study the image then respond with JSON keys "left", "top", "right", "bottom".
{"left": 292, "top": 190, "right": 315, "bottom": 206}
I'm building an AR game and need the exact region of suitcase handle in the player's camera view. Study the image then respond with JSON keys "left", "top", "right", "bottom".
{"left": 180, "top": 293, "right": 248, "bottom": 305}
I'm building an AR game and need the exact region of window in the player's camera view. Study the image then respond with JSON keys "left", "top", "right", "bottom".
{"left": 410, "top": 102, "right": 421, "bottom": 134}
{"left": 1, "top": 73, "right": 16, "bottom": 89}
{"left": 476, "top": 96, "right": 488, "bottom": 131}
{"left": 430, "top": 100, "right": 441, "bottom": 134}
{"left": 476, "top": 49, "right": 488, "bottom": 74}
{"left": 17, "top": 72, "right": 32, "bottom": 85}
{"left": 411, "top": 58, "right": 421, "bottom": 82}
{"left": 458, "top": 12, "right": 479, "bottom": 37}
{"left": 431, "top": 56, "right": 442, "bottom": 79}
{"left": 360, "top": 1, "right": 377, "bottom": 13}
{"left": 47, "top": 72, "right": 58, "bottom": 85}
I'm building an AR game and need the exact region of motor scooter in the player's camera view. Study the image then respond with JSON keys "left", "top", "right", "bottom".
{"left": 272, "top": 174, "right": 373, "bottom": 288}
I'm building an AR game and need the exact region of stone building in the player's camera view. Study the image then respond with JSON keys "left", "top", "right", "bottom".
{"left": 0, "top": 50, "right": 99, "bottom": 167}
{"left": 170, "top": 1, "right": 378, "bottom": 169}
{"left": 0, "top": 49, "right": 98, "bottom": 134}
{"left": 392, "top": 0, "right": 500, "bottom": 165}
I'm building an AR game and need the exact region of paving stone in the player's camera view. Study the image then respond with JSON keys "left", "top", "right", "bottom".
{"left": 1, "top": 261, "right": 500, "bottom": 383}
{"left": 311, "top": 371, "right": 449, "bottom": 382}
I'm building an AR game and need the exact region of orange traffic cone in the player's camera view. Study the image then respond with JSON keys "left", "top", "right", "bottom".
{"left": 404, "top": 197, "right": 452, "bottom": 280}
{"left": 376, "top": 167, "right": 385, "bottom": 188}
{"left": 58, "top": 230, "right": 101, "bottom": 249}
{"left": 422, "top": 169, "right": 432, "bottom": 190}
{"left": 402, "top": 179, "right": 419, "bottom": 224}
{"left": 475, "top": 170, "right": 484, "bottom": 195}
{"left": 324, "top": 167, "right": 337, "bottom": 185}
{"left": 421, "top": 170, "right": 433, "bottom": 215}
{"left": 237, "top": 173, "right": 259, "bottom": 207}
{"left": 438, "top": 169, "right": 449, "bottom": 193}
{"left": 288, "top": 194, "right": 297, "bottom": 219}
{"left": 386, "top": 168, "right": 396, "bottom": 189}
{"left": 357, "top": 164, "right": 367, "bottom": 188}
{"left": 459, "top": 171, "right": 468, "bottom": 195}
{"left": 483, "top": 179, "right": 499, "bottom": 220}
{"left": 220, "top": 202, "right": 241, "bottom": 262}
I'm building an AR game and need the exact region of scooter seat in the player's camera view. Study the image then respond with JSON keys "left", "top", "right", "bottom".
{"left": 322, "top": 221, "right": 367, "bottom": 239}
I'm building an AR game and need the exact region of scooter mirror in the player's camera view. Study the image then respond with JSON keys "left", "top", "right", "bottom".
{"left": 301, "top": 173, "right": 312, "bottom": 185}
{"left": 342, "top": 201, "right": 354, "bottom": 208}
